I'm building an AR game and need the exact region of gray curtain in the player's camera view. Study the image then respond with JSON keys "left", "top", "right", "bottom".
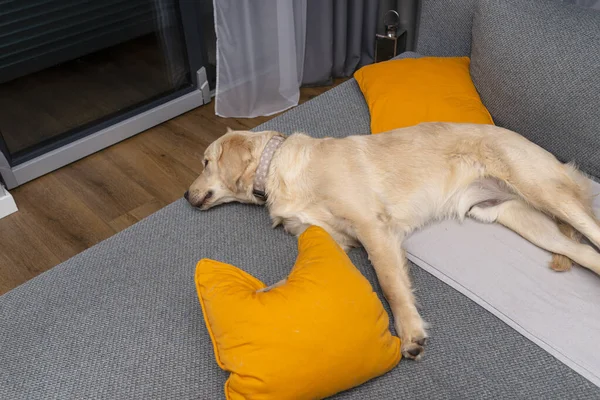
{"left": 378, "top": 0, "right": 419, "bottom": 52}
{"left": 301, "top": 0, "right": 419, "bottom": 86}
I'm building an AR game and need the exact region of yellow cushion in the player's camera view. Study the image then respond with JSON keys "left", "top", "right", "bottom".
{"left": 354, "top": 56, "right": 494, "bottom": 134}
{"left": 195, "top": 226, "right": 401, "bottom": 400}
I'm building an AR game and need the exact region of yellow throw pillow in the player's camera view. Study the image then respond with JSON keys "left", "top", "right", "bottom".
{"left": 354, "top": 56, "right": 494, "bottom": 134}
{"left": 195, "top": 226, "right": 401, "bottom": 400}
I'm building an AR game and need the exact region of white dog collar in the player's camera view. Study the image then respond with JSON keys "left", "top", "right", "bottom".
{"left": 252, "top": 135, "right": 285, "bottom": 201}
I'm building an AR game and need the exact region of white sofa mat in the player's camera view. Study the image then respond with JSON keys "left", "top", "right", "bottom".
{"left": 404, "top": 179, "right": 600, "bottom": 387}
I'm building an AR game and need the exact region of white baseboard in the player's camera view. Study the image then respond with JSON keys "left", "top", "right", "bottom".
{"left": 0, "top": 185, "right": 18, "bottom": 219}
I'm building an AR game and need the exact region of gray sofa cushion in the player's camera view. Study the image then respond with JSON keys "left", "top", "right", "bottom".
{"left": 470, "top": 0, "right": 600, "bottom": 178}
{"left": 415, "top": 0, "right": 477, "bottom": 56}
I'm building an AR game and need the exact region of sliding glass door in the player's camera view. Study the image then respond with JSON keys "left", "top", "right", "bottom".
{"left": 0, "top": 0, "right": 216, "bottom": 189}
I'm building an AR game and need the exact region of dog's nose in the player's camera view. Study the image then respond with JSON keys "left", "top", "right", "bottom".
{"left": 184, "top": 191, "right": 189, "bottom": 201}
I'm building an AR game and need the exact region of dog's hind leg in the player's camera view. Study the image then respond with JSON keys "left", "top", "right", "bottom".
{"left": 499, "top": 162, "right": 600, "bottom": 250}
{"left": 469, "top": 199, "right": 600, "bottom": 276}
{"left": 528, "top": 190, "right": 600, "bottom": 252}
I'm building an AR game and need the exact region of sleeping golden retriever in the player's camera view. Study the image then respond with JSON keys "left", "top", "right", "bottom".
{"left": 185, "top": 122, "right": 600, "bottom": 360}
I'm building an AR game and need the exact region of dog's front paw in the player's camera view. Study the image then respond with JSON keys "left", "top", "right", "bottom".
{"left": 401, "top": 337, "right": 427, "bottom": 360}
{"left": 397, "top": 320, "right": 428, "bottom": 361}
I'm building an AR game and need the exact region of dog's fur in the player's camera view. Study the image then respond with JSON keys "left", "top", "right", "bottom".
{"left": 186, "top": 122, "right": 600, "bottom": 360}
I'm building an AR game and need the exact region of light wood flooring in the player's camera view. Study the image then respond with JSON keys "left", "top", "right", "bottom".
{"left": 0, "top": 80, "right": 345, "bottom": 295}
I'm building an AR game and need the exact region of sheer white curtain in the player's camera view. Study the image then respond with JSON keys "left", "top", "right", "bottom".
{"left": 213, "top": 0, "right": 307, "bottom": 117}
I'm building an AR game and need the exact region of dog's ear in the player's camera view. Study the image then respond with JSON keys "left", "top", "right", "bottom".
{"left": 218, "top": 135, "right": 254, "bottom": 191}
{"left": 226, "top": 126, "right": 233, "bottom": 133}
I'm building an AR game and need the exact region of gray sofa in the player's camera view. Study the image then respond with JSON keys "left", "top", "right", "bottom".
{"left": 1, "top": 0, "right": 599, "bottom": 399}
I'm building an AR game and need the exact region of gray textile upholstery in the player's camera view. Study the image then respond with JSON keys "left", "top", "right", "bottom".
{"left": 414, "top": 0, "right": 600, "bottom": 57}
{"left": 2, "top": 78, "right": 599, "bottom": 399}
{"left": 415, "top": 0, "right": 477, "bottom": 56}
{"left": 470, "top": 0, "right": 600, "bottom": 178}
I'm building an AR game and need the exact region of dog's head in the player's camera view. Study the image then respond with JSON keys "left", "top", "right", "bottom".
{"left": 185, "top": 128, "right": 279, "bottom": 210}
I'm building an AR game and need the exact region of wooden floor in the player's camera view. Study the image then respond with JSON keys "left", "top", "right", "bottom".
{"left": 0, "top": 80, "right": 345, "bottom": 295}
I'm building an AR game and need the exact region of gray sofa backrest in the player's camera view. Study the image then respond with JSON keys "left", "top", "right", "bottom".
{"left": 414, "top": 0, "right": 476, "bottom": 56}
{"left": 413, "top": 0, "right": 598, "bottom": 56}
{"left": 412, "top": 0, "right": 600, "bottom": 179}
